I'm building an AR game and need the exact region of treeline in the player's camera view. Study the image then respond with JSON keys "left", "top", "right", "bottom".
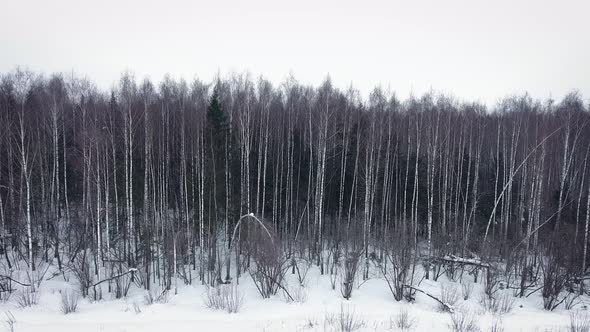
{"left": 0, "top": 69, "right": 589, "bottom": 297}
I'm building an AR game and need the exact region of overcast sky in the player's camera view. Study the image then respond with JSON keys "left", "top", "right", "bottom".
{"left": 1, "top": 0, "right": 589, "bottom": 105}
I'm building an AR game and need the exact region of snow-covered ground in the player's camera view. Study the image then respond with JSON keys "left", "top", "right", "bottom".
{"left": 0, "top": 265, "right": 575, "bottom": 332}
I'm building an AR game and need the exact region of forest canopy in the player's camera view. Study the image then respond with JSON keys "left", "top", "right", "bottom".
{"left": 0, "top": 69, "right": 589, "bottom": 296}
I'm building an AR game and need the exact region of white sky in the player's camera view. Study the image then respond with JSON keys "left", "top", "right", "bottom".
{"left": 1, "top": 0, "right": 589, "bottom": 106}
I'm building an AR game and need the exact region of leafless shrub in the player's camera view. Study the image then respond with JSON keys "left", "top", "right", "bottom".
{"left": 329, "top": 247, "right": 342, "bottom": 290}
{"left": 204, "top": 284, "right": 243, "bottom": 313}
{"left": 489, "top": 315, "right": 504, "bottom": 332}
{"left": 381, "top": 228, "right": 419, "bottom": 302}
{"left": 462, "top": 282, "right": 474, "bottom": 300}
{"left": 16, "top": 287, "right": 38, "bottom": 308}
{"left": 204, "top": 285, "right": 224, "bottom": 310}
{"left": 570, "top": 311, "right": 590, "bottom": 332}
{"left": 283, "top": 284, "right": 307, "bottom": 304}
{"left": 541, "top": 258, "right": 567, "bottom": 310}
{"left": 90, "top": 284, "right": 103, "bottom": 302}
{"left": 3, "top": 311, "right": 15, "bottom": 332}
{"left": 143, "top": 291, "right": 153, "bottom": 306}
{"left": 479, "top": 295, "right": 496, "bottom": 314}
{"left": 60, "top": 290, "right": 79, "bottom": 314}
{"left": 484, "top": 266, "right": 500, "bottom": 301}
{"left": 392, "top": 308, "right": 416, "bottom": 331}
{"left": 131, "top": 268, "right": 148, "bottom": 289}
{"left": 0, "top": 270, "right": 14, "bottom": 303}
{"left": 70, "top": 254, "right": 93, "bottom": 298}
{"left": 498, "top": 291, "right": 515, "bottom": 314}
{"left": 448, "top": 311, "right": 481, "bottom": 332}
{"left": 223, "top": 284, "right": 244, "bottom": 313}
{"left": 540, "top": 242, "right": 569, "bottom": 311}
{"left": 445, "top": 262, "right": 460, "bottom": 282}
{"left": 341, "top": 250, "right": 362, "bottom": 300}
{"left": 112, "top": 264, "right": 132, "bottom": 299}
{"left": 292, "top": 257, "right": 312, "bottom": 287}
{"left": 564, "top": 291, "right": 582, "bottom": 310}
{"left": 144, "top": 288, "right": 169, "bottom": 305}
{"left": 0, "top": 290, "right": 12, "bottom": 303}
{"left": 324, "top": 311, "right": 337, "bottom": 329}
{"left": 246, "top": 221, "right": 288, "bottom": 299}
{"left": 338, "top": 304, "right": 365, "bottom": 332}
{"left": 479, "top": 290, "right": 515, "bottom": 314}
{"left": 440, "top": 283, "right": 460, "bottom": 312}
{"left": 27, "top": 261, "right": 51, "bottom": 291}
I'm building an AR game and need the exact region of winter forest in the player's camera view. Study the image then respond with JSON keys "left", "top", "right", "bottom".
{"left": 0, "top": 68, "right": 589, "bottom": 331}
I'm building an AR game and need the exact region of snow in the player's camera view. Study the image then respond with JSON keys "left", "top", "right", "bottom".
{"left": 0, "top": 265, "right": 574, "bottom": 332}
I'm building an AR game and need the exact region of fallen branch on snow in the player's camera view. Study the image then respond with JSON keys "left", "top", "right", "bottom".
{"left": 403, "top": 284, "right": 454, "bottom": 313}
{"left": 91, "top": 268, "right": 138, "bottom": 288}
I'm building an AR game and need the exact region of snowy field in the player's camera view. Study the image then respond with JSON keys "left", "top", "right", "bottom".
{"left": 0, "top": 264, "right": 575, "bottom": 332}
